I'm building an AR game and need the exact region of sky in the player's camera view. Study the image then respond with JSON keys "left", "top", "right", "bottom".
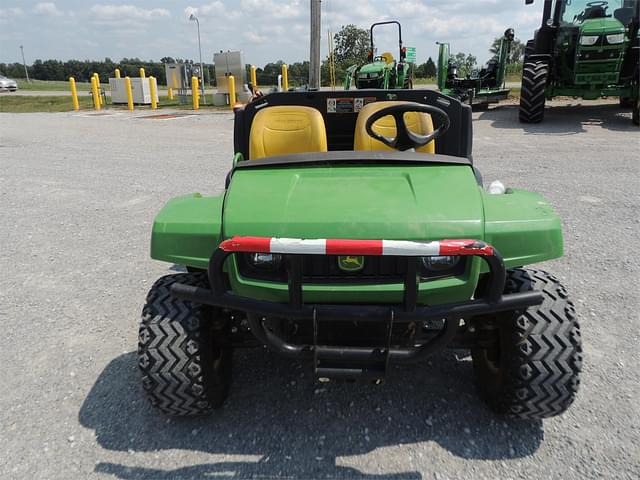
{"left": 0, "top": 1, "right": 544, "bottom": 67}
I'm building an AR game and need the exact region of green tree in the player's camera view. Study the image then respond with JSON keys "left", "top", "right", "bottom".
{"left": 453, "top": 52, "right": 477, "bottom": 77}
{"left": 490, "top": 37, "right": 525, "bottom": 63}
{"left": 332, "top": 24, "right": 370, "bottom": 67}
{"left": 415, "top": 57, "right": 437, "bottom": 78}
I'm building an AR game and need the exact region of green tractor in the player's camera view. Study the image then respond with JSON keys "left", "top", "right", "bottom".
{"left": 138, "top": 88, "right": 582, "bottom": 420}
{"left": 520, "top": 0, "right": 639, "bottom": 124}
{"left": 437, "top": 29, "right": 516, "bottom": 108}
{"left": 344, "top": 21, "right": 413, "bottom": 90}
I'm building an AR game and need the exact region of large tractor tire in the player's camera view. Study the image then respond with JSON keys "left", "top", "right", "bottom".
{"left": 523, "top": 40, "right": 535, "bottom": 65}
{"left": 519, "top": 61, "right": 549, "bottom": 123}
{"left": 472, "top": 269, "right": 582, "bottom": 419}
{"left": 138, "top": 273, "right": 232, "bottom": 415}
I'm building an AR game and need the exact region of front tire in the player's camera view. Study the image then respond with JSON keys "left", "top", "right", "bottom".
{"left": 472, "top": 269, "right": 582, "bottom": 419}
{"left": 519, "top": 61, "right": 549, "bottom": 123}
{"left": 138, "top": 273, "right": 232, "bottom": 415}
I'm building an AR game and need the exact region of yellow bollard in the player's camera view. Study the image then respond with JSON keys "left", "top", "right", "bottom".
{"left": 192, "top": 76, "right": 200, "bottom": 110}
{"left": 69, "top": 77, "right": 80, "bottom": 111}
{"left": 250, "top": 65, "right": 257, "bottom": 91}
{"left": 149, "top": 76, "right": 158, "bottom": 110}
{"left": 139, "top": 67, "right": 145, "bottom": 79}
{"left": 93, "top": 73, "right": 103, "bottom": 105}
{"left": 90, "top": 76, "right": 101, "bottom": 110}
{"left": 168, "top": 87, "right": 174, "bottom": 100}
{"left": 114, "top": 68, "right": 121, "bottom": 78}
{"left": 228, "top": 74, "right": 236, "bottom": 110}
{"left": 125, "top": 76, "right": 134, "bottom": 111}
{"left": 282, "top": 64, "right": 289, "bottom": 91}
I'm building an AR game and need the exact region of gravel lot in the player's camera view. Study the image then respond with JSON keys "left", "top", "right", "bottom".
{"left": 1, "top": 100, "right": 638, "bottom": 480}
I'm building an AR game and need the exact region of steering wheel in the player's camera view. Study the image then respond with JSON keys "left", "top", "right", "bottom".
{"left": 365, "top": 103, "right": 451, "bottom": 151}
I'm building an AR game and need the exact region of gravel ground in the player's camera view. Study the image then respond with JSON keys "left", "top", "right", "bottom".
{"left": 1, "top": 100, "right": 638, "bottom": 480}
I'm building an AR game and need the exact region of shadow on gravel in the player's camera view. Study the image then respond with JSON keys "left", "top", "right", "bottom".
{"left": 80, "top": 350, "right": 543, "bottom": 479}
{"left": 480, "top": 103, "right": 636, "bottom": 134}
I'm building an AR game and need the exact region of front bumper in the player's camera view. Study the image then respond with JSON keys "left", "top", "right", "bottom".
{"left": 172, "top": 236, "right": 543, "bottom": 377}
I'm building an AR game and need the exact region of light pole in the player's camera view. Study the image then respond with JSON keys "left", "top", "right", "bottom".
{"left": 309, "top": 0, "right": 321, "bottom": 89}
{"left": 19, "top": 45, "right": 30, "bottom": 83}
{"left": 189, "top": 13, "right": 206, "bottom": 102}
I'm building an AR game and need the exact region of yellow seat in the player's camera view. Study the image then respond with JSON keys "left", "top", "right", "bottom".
{"left": 379, "top": 52, "right": 394, "bottom": 64}
{"left": 353, "top": 101, "right": 435, "bottom": 154}
{"left": 249, "top": 105, "right": 328, "bottom": 160}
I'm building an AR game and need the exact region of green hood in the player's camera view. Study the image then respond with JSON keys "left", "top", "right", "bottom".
{"left": 359, "top": 61, "right": 390, "bottom": 75}
{"left": 580, "top": 17, "right": 625, "bottom": 35}
{"left": 223, "top": 164, "right": 484, "bottom": 241}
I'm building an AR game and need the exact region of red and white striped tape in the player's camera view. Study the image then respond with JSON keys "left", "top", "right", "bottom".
{"left": 219, "top": 236, "right": 494, "bottom": 257}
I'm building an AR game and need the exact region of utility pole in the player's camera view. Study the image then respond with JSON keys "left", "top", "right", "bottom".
{"left": 309, "top": 0, "right": 321, "bottom": 90}
{"left": 19, "top": 45, "right": 30, "bottom": 83}
{"left": 189, "top": 13, "right": 206, "bottom": 104}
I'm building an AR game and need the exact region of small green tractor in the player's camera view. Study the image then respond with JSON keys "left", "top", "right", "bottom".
{"left": 520, "top": 0, "right": 639, "bottom": 124}
{"left": 344, "top": 21, "right": 413, "bottom": 90}
{"left": 437, "top": 29, "right": 516, "bottom": 108}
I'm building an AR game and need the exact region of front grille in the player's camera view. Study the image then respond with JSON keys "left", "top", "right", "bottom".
{"left": 237, "top": 254, "right": 467, "bottom": 284}
{"left": 578, "top": 50, "right": 622, "bottom": 61}
{"left": 356, "top": 78, "right": 384, "bottom": 89}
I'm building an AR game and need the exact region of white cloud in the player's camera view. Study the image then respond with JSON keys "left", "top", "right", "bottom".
{"left": 244, "top": 31, "right": 268, "bottom": 44}
{"left": 0, "top": 7, "right": 24, "bottom": 20}
{"left": 89, "top": 4, "right": 170, "bottom": 22}
{"left": 33, "top": 2, "right": 63, "bottom": 17}
{"left": 241, "top": 0, "right": 303, "bottom": 19}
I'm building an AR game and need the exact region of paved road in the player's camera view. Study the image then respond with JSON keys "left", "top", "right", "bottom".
{"left": 1, "top": 101, "right": 638, "bottom": 479}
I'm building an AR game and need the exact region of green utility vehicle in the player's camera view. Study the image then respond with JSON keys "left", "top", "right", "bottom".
{"left": 344, "top": 21, "right": 413, "bottom": 90}
{"left": 138, "top": 89, "right": 582, "bottom": 419}
{"left": 520, "top": 0, "right": 639, "bottom": 124}
{"left": 438, "top": 29, "right": 516, "bottom": 107}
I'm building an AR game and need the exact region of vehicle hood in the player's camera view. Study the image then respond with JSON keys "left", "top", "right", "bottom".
{"left": 580, "top": 17, "right": 625, "bottom": 35}
{"left": 223, "top": 164, "right": 484, "bottom": 241}
{"left": 0, "top": 78, "right": 17, "bottom": 86}
{"left": 359, "top": 62, "right": 390, "bottom": 75}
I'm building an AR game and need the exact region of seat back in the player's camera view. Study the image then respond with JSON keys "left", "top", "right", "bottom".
{"left": 249, "top": 105, "right": 328, "bottom": 160}
{"left": 353, "top": 101, "right": 435, "bottom": 154}
{"left": 379, "top": 52, "right": 395, "bottom": 64}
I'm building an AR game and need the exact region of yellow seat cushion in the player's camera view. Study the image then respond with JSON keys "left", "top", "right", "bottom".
{"left": 353, "top": 101, "right": 435, "bottom": 154}
{"left": 249, "top": 105, "right": 328, "bottom": 160}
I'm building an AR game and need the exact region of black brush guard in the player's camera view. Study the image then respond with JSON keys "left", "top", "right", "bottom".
{"left": 171, "top": 244, "right": 543, "bottom": 381}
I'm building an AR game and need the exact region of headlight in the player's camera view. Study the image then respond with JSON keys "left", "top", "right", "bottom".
{"left": 606, "top": 34, "right": 624, "bottom": 44}
{"left": 580, "top": 35, "right": 599, "bottom": 46}
{"left": 421, "top": 256, "right": 461, "bottom": 272}
{"left": 247, "top": 253, "right": 282, "bottom": 270}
